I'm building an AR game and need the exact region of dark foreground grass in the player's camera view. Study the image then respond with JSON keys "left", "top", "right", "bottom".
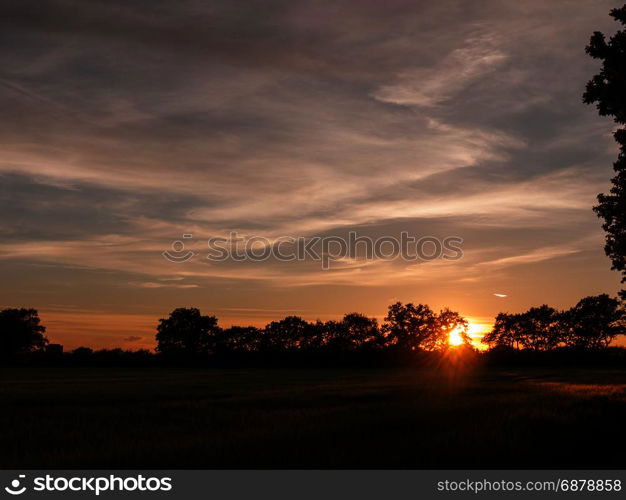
{"left": 2, "top": 362, "right": 626, "bottom": 468}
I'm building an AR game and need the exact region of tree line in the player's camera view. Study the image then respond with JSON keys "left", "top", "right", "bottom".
{"left": 154, "top": 295, "right": 624, "bottom": 357}
{"left": 154, "top": 302, "right": 470, "bottom": 357}
{"left": 0, "top": 302, "right": 470, "bottom": 360}
{"left": 1, "top": 295, "right": 624, "bottom": 361}
{"left": 483, "top": 294, "right": 625, "bottom": 350}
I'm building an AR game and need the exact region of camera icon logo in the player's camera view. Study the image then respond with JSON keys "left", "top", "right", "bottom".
{"left": 4, "top": 475, "right": 26, "bottom": 495}
{"left": 162, "top": 234, "right": 195, "bottom": 263}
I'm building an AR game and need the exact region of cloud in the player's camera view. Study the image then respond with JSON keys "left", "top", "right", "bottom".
{"left": 373, "top": 34, "right": 508, "bottom": 107}
{"left": 477, "top": 245, "right": 582, "bottom": 268}
{"left": 128, "top": 281, "right": 199, "bottom": 289}
{"left": 0, "top": 0, "right": 622, "bottom": 343}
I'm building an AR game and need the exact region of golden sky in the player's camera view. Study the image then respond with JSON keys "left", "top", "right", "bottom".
{"left": 0, "top": 0, "right": 623, "bottom": 349}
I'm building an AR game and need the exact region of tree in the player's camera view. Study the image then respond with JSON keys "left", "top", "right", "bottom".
{"left": 155, "top": 308, "right": 220, "bottom": 357}
{"left": 484, "top": 306, "right": 562, "bottom": 351}
{"left": 383, "top": 302, "right": 439, "bottom": 350}
{"left": 562, "top": 294, "right": 625, "bottom": 348}
{"left": 516, "top": 305, "right": 562, "bottom": 351}
{"left": 584, "top": 5, "right": 626, "bottom": 299}
{"left": 220, "top": 326, "right": 262, "bottom": 353}
{"left": 483, "top": 312, "right": 523, "bottom": 349}
{"left": 0, "top": 308, "right": 47, "bottom": 359}
{"left": 325, "top": 313, "right": 383, "bottom": 351}
{"left": 436, "top": 308, "right": 470, "bottom": 350}
{"left": 261, "top": 316, "right": 317, "bottom": 351}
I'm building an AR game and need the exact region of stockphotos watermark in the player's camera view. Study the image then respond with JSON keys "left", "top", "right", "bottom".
{"left": 3, "top": 473, "right": 172, "bottom": 496}
{"left": 162, "top": 231, "right": 464, "bottom": 270}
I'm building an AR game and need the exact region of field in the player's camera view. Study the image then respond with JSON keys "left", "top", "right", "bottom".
{"left": 2, "top": 362, "right": 626, "bottom": 468}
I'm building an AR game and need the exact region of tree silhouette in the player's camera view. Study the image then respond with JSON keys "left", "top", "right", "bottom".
{"left": 221, "top": 326, "right": 262, "bottom": 353}
{"left": 584, "top": 5, "right": 626, "bottom": 299}
{"left": 562, "top": 294, "right": 626, "bottom": 349}
{"left": 483, "top": 312, "right": 522, "bottom": 349}
{"left": 484, "top": 297, "right": 625, "bottom": 351}
{"left": 0, "top": 308, "right": 47, "bottom": 359}
{"left": 436, "top": 308, "right": 470, "bottom": 349}
{"left": 383, "top": 302, "right": 439, "bottom": 350}
{"left": 156, "top": 308, "right": 220, "bottom": 357}
{"left": 325, "top": 313, "right": 383, "bottom": 351}
{"left": 262, "top": 316, "right": 317, "bottom": 351}
{"left": 517, "top": 305, "right": 561, "bottom": 351}
{"left": 483, "top": 306, "right": 561, "bottom": 350}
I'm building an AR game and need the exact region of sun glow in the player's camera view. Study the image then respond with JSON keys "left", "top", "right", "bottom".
{"left": 449, "top": 326, "right": 465, "bottom": 346}
{"left": 449, "top": 321, "right": 491, "bottom": 348}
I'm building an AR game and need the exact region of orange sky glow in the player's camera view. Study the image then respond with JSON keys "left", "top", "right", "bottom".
{"left": 1, "top": 0, "right": 624, "bottom": 351}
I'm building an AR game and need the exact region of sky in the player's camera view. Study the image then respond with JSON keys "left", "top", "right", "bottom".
{"left": 0, "top": 0, "right": 623, "bottom": 350}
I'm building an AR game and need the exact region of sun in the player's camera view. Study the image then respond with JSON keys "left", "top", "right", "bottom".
{"left": 449, "top": 326, "right": 465, "bottom": 346}
{"left": 448, "top": 321, "right": 491, "bottom": 349}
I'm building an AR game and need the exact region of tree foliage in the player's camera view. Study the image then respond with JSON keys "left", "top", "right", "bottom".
{"left": 154, "top": 303, "right": 469, "bottom": 358}
{"left": 0, "top": 308, "right": 48, "bottom": 358}
{"left": 563, "top": 294, "right": 625, "bottom": 348}
{"left": 383, "top": 302, "right": 439, "bottom": 350}
{"left": 383, "top": 302, "right": 471, "bottom": 350}
{"left": 584, "top": 5, "right": 626, "bottom": 298}
{"left": 155, "top": 307, "right": 220, "bottom": 357}
{"left": 483, "top": 295, "right": 625, "bottom": 350}
{"left": 262, "top": 316, "right": 319, "bottom": 351}
{"left": 437, "top": 308, "right": 470, "bottom": 349}
{"left": 324, "top": 313, "right": 384, "bottom": 351}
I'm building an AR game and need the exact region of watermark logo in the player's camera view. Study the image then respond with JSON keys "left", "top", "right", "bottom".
{"left": 162, "top": 231, "right": 464, "bottom": 270}
{"left": 162, "top": 233, "right": 195, "bottom": 263}
{"left": 4, "top": 475, "right": 26, "bottom": 496}
{"left": 2, "top": 474, "right": 172, "bottom": 496}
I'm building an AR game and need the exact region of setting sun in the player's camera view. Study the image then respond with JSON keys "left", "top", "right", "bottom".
{"left": 448, "top": 321, "right": 491, "bottom": 348}
{"left": 449, "top": 326, "right": 465, "bottom": 346}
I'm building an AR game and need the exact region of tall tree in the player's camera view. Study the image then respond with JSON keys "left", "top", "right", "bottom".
{"left": 584, "top": 5, "right": 626, "bottom": 299}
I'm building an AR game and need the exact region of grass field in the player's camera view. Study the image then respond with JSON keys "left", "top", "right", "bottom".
{"left": 2, "top": 362, "right": 626, "bottom": 468}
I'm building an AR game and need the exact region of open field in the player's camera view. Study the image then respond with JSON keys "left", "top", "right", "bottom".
{"left": 2, "top": 363, "right": 626, "bottom": 468}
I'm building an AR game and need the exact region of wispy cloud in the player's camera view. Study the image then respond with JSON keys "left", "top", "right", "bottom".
{"left": 373, "top": 34, "right": 508, "bottom": 107}
{"left": 0, "top": 0, "right": 622, "bottom": 347}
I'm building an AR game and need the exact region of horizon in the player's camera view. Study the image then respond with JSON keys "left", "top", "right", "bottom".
{"left": 35, "top": 307, "right": 495, "bottom": 351}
